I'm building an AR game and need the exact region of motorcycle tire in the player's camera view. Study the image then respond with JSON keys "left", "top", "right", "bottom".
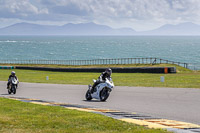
{"left": 85, "top": 90, "right": 92, "bottom": 101}
{"left": 8, "top": 89, "right": 11, "bottom": 94}
{"left": 13, "top": 88, "right": 16, "bottom": 94}
{"left": 100, "top": 88, "right": 110, "bottom": 101}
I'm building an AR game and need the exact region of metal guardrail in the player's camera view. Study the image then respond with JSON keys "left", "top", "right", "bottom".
{"left": 0, "top": 58, "right": 190, "bottom": 69}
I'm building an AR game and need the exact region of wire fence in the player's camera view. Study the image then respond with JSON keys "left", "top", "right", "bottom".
{"left": 0, "top": 57, "right": 192, "bottom": 69}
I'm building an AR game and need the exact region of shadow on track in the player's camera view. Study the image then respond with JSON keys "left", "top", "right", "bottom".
{"left": 1, "top": 94, "right": 11, "bottom": 95}
{"left": 82, "top": 100, "right": 106, "bottom": 102}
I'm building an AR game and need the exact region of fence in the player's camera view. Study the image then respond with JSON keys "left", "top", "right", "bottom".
{"left": 0, "top": 57, "right": 190, "bottom": 69}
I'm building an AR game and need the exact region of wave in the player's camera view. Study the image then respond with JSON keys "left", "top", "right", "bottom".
{"left": 0, "top": 40, "right": 17, "bottom": 43}
{"left": 0, "top": 40, "right": 30, "bottom": 43}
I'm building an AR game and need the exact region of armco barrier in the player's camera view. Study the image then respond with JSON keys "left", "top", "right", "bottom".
{"left": 0, "top": 66, "right": 14, "bottom": 69}
{"left": 15, "top": 66, "right": 176, "bottom": 73}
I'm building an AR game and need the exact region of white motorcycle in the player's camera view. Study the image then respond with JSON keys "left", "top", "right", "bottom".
{"left": 85, "top": 78, "right": 114, "bottom": 101}
{"left": 8, "top": 77, "right": 18, "bottom": 94}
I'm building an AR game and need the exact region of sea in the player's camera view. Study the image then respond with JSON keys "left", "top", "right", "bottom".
{"left": 0, "top": 36, "right": 200, "bottom": 66}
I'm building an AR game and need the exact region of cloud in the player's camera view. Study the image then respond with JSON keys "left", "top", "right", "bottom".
{"left": 0, "top": 0, "right": 48, "bottom": 18}
{"left": 49, "top": 4, "right": 88, "bottom": 16}
{"left": 0, "top": 0, "right": 200, "bottom": 30}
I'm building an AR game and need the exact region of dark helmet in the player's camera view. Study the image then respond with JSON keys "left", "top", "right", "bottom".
{"left": 105, "top": 68, "right": 112, "bottom": 76}
{"left": 11, "top": 71, "right": 15, "bottom": 76}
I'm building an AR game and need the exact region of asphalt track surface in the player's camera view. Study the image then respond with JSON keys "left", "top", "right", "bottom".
{"left": 0, "top": 81, "right": 200, "bottom": 125}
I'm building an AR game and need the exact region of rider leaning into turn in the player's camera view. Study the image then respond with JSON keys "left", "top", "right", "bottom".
{"left": 91, "top": 68, "right": 112, "bottom": 93}
{"left": 7, "top": 71, "right": 18, "bottom": 89}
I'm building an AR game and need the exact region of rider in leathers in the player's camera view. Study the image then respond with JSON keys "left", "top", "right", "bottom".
{"left": 7, "top": 71, "right": 18, "bottom": 89}
{"left": 91, "top": 68, "right": 112, "bottom": 93}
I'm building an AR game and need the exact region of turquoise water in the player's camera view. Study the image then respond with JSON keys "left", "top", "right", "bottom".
{"left": 0, "top": 36, "right": 200, "bottom": 64}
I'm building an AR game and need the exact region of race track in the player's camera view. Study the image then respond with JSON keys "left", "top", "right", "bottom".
{"left": 0, "top": 81, "right": 200, "bottom": 125}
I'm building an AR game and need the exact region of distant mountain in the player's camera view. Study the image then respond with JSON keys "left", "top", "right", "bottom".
{"left": 0, "top": 22, "right": 136, "bottom": 35}
{"left": 0, "top": 22, "right": 200, "bottom": 35}
{"left": 0, "top": 22, "right": 61, "bottom": 35}
{"left": 141, "top": 22, "right": 200, "bottom": 35}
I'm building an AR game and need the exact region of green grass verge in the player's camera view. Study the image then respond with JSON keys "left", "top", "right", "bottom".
{"left": 0, "top": 66, "right": 200, "bottom": 88}
{"left": 0, "top": 64, "right": 199, "bottom": 88}
{"left": 0, "top": 97, "right": 170, "bottom": 133}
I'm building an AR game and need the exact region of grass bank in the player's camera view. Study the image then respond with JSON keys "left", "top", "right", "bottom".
{"left": 0, "top": 97, "right": 170, "bottom": 133}
{"left": 0, "top": 64, "right": 199, "bottom": 88}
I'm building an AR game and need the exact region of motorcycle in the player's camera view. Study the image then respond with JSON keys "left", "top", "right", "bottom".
{"left": 8, "top": 77, "right": 18, "bottom": 94}
{"left": 85, "top": 78, "right": 114, "bottom": 101}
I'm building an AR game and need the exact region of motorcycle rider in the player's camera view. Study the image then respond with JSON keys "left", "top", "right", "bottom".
{"left": 7, "top": 71, "right": 18, "bottom": 89}
{"left": 90, "top": 68, "right": 112, "bottom": 93}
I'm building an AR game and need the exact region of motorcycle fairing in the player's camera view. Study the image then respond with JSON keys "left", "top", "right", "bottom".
{"left": 91, "top": 82, "right": 107, "bottom": 99}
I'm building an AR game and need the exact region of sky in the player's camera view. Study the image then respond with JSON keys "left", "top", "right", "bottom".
{"left": 0, "top": 0, "right": 200, "bottom": 31}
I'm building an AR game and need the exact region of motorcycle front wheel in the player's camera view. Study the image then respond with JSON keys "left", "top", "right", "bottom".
{"left": 85, "top": 90, "right": 92, "bottom": 100}
{"left": 100, "top": 88, "right": 110, "bottom": 101}
{"left": 12, "top": 85, "right": 16, "bottom": 94}
{"left": 8, "top": 89, "right": 11, "bottom": 94}
{"left": 13, "top": 87, "right": 16, "bottom": 94}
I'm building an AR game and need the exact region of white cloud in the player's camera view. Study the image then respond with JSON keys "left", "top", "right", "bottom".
{"left": 1, "top": 0, "right": 200, "bottom": 30}
{"left": 0, "top": 0, "right": 48, "bottom": 17}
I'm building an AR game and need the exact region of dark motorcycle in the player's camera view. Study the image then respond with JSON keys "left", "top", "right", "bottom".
{"left": 8, "top": 77, "right": 18, "bottom": 94}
